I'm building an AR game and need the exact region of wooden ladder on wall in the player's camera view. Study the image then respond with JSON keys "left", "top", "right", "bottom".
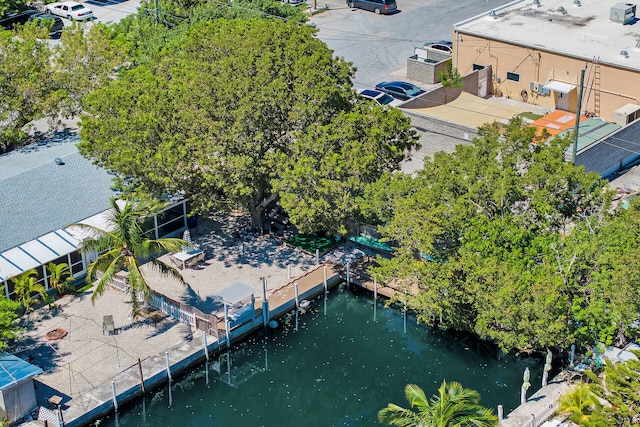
{"left": 593, "top": 57, "right": 601, "bottom": 117}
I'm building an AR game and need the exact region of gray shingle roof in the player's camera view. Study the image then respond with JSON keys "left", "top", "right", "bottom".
{"left": 0, "top": 132, "right": 118, "bottom": 252}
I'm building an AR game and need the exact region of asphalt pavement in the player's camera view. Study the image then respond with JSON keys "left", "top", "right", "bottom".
{"left": 309, "top": 0, "right": 515, "bottom": 91}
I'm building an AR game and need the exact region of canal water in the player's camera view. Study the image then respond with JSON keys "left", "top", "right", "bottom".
{"left": 98, "top": 285, "right": 542, "bottom": 426}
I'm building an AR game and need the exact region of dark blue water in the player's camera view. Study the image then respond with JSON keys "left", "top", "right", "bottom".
{"left": 99, "top": 285, "right": 542, "bottom": 426}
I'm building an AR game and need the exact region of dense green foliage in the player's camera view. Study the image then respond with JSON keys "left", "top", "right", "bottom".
{"left": 558, "top": 383, "right": 604, "bottom": 426}
{"left": 12, "top": 269, "right": 46, "bottom": 312}
{"left": 79, "top": 19, "right": 417, "bottom": 233}
{"left": 559, "top": 353, "right": 640, "bottom": 426}
{"left": 0, "top": 22, "right": 129, "bottom": 152}
{"left": 365, "top": 118, "right": 640, "bottom": 352}
{"left": 0, "top": 25, "right": 59, "bottom": 151}
{"left": 0, "top": 0, "right": 26, "bottom": 17}
{"left": 77, "top": 198, "right": 187, "bottom": 317}
{"left": 138, "top": 0, "right": 309, "bottom": 26}
{"left": 378, "top": 382, "right": 497, "bottom": 427}
{"left": 0, "top": 297, "right": 20, "bottom": 350}
{"left": 0, "top": 0, "right": 303, "bottom": 152}
{"left": 46, "top": 262, "right": 71, "bottom": 294}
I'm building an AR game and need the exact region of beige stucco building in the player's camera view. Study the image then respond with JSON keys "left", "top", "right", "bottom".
{"left": 453, "top": 0, "right": 640, "bottom": 123}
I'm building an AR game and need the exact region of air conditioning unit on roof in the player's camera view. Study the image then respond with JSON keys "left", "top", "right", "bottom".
{"left": 611, "top": 3, "right": 636, "bottom": 24}
{"left": 612, "top": 103, "right": 640, "bottom": 125}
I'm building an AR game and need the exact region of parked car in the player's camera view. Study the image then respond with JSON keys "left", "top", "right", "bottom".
{"left": 358, "top": 89, "right": 402, "bottom": 106}
{"left": 0, "top": 10, "right": 64, "bottom": 37}
{"left": 428, "top": 43, "right": 452, "bottom": 53}
{"left": 347, "top": 0, "right": 397, "bottom": 14}
{"left": 45, "top": 1, "right": 94, "bottom": 21}
{"left": 375, "top": 81, "right": 425, "bottom": 100}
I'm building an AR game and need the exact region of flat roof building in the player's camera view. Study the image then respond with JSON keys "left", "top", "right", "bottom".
{"left": 453, "top": 0, "right": 640, "bottom": 121}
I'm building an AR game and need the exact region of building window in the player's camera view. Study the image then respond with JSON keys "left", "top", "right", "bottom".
{"left": 506, "top": 72, "right": 520, "bottom": 82}
{"left": 472, "top": 64, "right": 485, "bottom": 71}
{"left": 69, "top": 250, "right": 83, "bottom": 275}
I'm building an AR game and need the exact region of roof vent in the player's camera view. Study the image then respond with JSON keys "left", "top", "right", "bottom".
{"left": 532, "top": 0, "right": 541, "bottom": 7}
{"left": 489, "top": 10, "right": 498, "bottom": 18}
{"left": 621, "top": 50, "right": 630, "bottom": 57}
{"left": 611, "top": 3, "right": 636, "bottom": 24}
{"left": 557, "top": 6, "right": 567, "bottom": 14}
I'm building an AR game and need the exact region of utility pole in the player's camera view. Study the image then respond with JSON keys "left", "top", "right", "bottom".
{"left": 571, "top": 66, "right": 587, "bottom": 164}
{"left": 154, "top": 0, "right": 160, "bottom": 24}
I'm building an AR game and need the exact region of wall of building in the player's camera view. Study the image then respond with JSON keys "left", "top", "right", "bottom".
{"left": 453, "top": 34, "right": 640, "bottom": 120}
{"left": 0, "top": 378, "right": 38, "bottom": 422}
{"left": 402, "top": 109, "right": 479, "bottom": 144}
{"left": 407, "top": 48, "right": 451, "bottom": 84}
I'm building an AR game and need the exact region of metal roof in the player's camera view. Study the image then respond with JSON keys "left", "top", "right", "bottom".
{"left": 0, "top": 229, "right": 80, "bottom": 281}
{"left": 576, "top": 118, "right": 640, "bottom": 177}
{"left": 559, "top": 118, "right": 621, "bottom": 152}
{"left": 214, "top": 282, "right": 256, "bottom": 305}
{"left": 0, "top": 132, "right": 118, "bottom": 253}
{"left": 0, "top": 354, "right": 42, "bottom": 391}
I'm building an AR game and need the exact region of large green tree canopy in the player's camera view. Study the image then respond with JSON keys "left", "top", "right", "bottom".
{"left": 79, "top": 18, "right": 418, "bottom": 233}
{"left": 0, "top": 22, "right": 129, "bottom": 153}
{"left": 365, "top": 118, "right": 639, "bottom": 352}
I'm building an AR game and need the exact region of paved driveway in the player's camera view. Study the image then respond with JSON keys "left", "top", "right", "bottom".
{"left": 310, "top": 0, "right": 515, "bottom": 90}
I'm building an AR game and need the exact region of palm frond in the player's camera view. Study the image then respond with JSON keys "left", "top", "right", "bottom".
{"left": 90, "top": 254, "right": 126, "bottom": 303}
{"left": 147, "top": 257, "right": 186, "bottom": 285}
{"left": 378, "top": 403, "right": 425, "bottom": 426}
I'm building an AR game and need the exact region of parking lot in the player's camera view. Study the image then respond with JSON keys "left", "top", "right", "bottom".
{"left": 310, "top": 0, "right": 515, "bottom": 90}
{"left": 40, "top": 0, "right": 140, "bottom": 30}
{"left": 308, "top": 0, "right": 518, "bottom": 169}
{"left": 84, "top": 0, "right": 141, "bottom": 23}
{"left": 45, "top": 0, "right": 518, "bottom": 167}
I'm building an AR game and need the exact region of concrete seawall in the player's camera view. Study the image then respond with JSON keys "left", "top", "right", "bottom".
{"left": 55, "top": 266, "right": 343, "bottom": 427}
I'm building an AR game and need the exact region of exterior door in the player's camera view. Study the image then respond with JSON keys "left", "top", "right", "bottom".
{"left": 556, "top": 92, "right": 570, "bottom": 111}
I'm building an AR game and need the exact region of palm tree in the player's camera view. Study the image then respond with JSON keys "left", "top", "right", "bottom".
{"left": 12, "top": 269, "right": 46, "bottom": 312}
{"left": 46, "top": 262, "right": 71, "bottom": 295}
{"left": 557, "top": 383, "right": 602, "bottom": 426}
{"left": 378, "top": 381, "right": 498, "bottom": 427}
{"left": 77, "top": 197, "right": 188, "bottom": 318}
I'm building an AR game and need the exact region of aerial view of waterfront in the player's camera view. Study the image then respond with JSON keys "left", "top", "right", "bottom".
{"left": 98, "top": 286, "right": 542, "bottom": 426}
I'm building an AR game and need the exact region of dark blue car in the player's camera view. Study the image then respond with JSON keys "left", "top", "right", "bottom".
{"left": 0, "top": 10, "right": 64, "bottom": 38}
{"left": 375, "top": 81, "right": 426, "bottom": 101}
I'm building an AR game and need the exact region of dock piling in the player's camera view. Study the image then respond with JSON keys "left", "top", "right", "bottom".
{"left": 346, "top": 263, "right": 350, "bottom": 287}
{"left": 111, "top": 381, "right": 118, "bottom": 411}
{"left": 224, "top": 303, "right": 231, "bottom": 349}
{"left": 165, "top": 351, "right": 172, "bottom": 381}
{"left": 138, "top": 358, "right": 145, "bottom": 394}
{"left": 570, "top": 344, "right": 575, "bottom": 367}
{"left": 203, "top": 331, "right": 209, "bottom": 361}
{"left": 323, "top": 265, "right": 327, "bottom": 293}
